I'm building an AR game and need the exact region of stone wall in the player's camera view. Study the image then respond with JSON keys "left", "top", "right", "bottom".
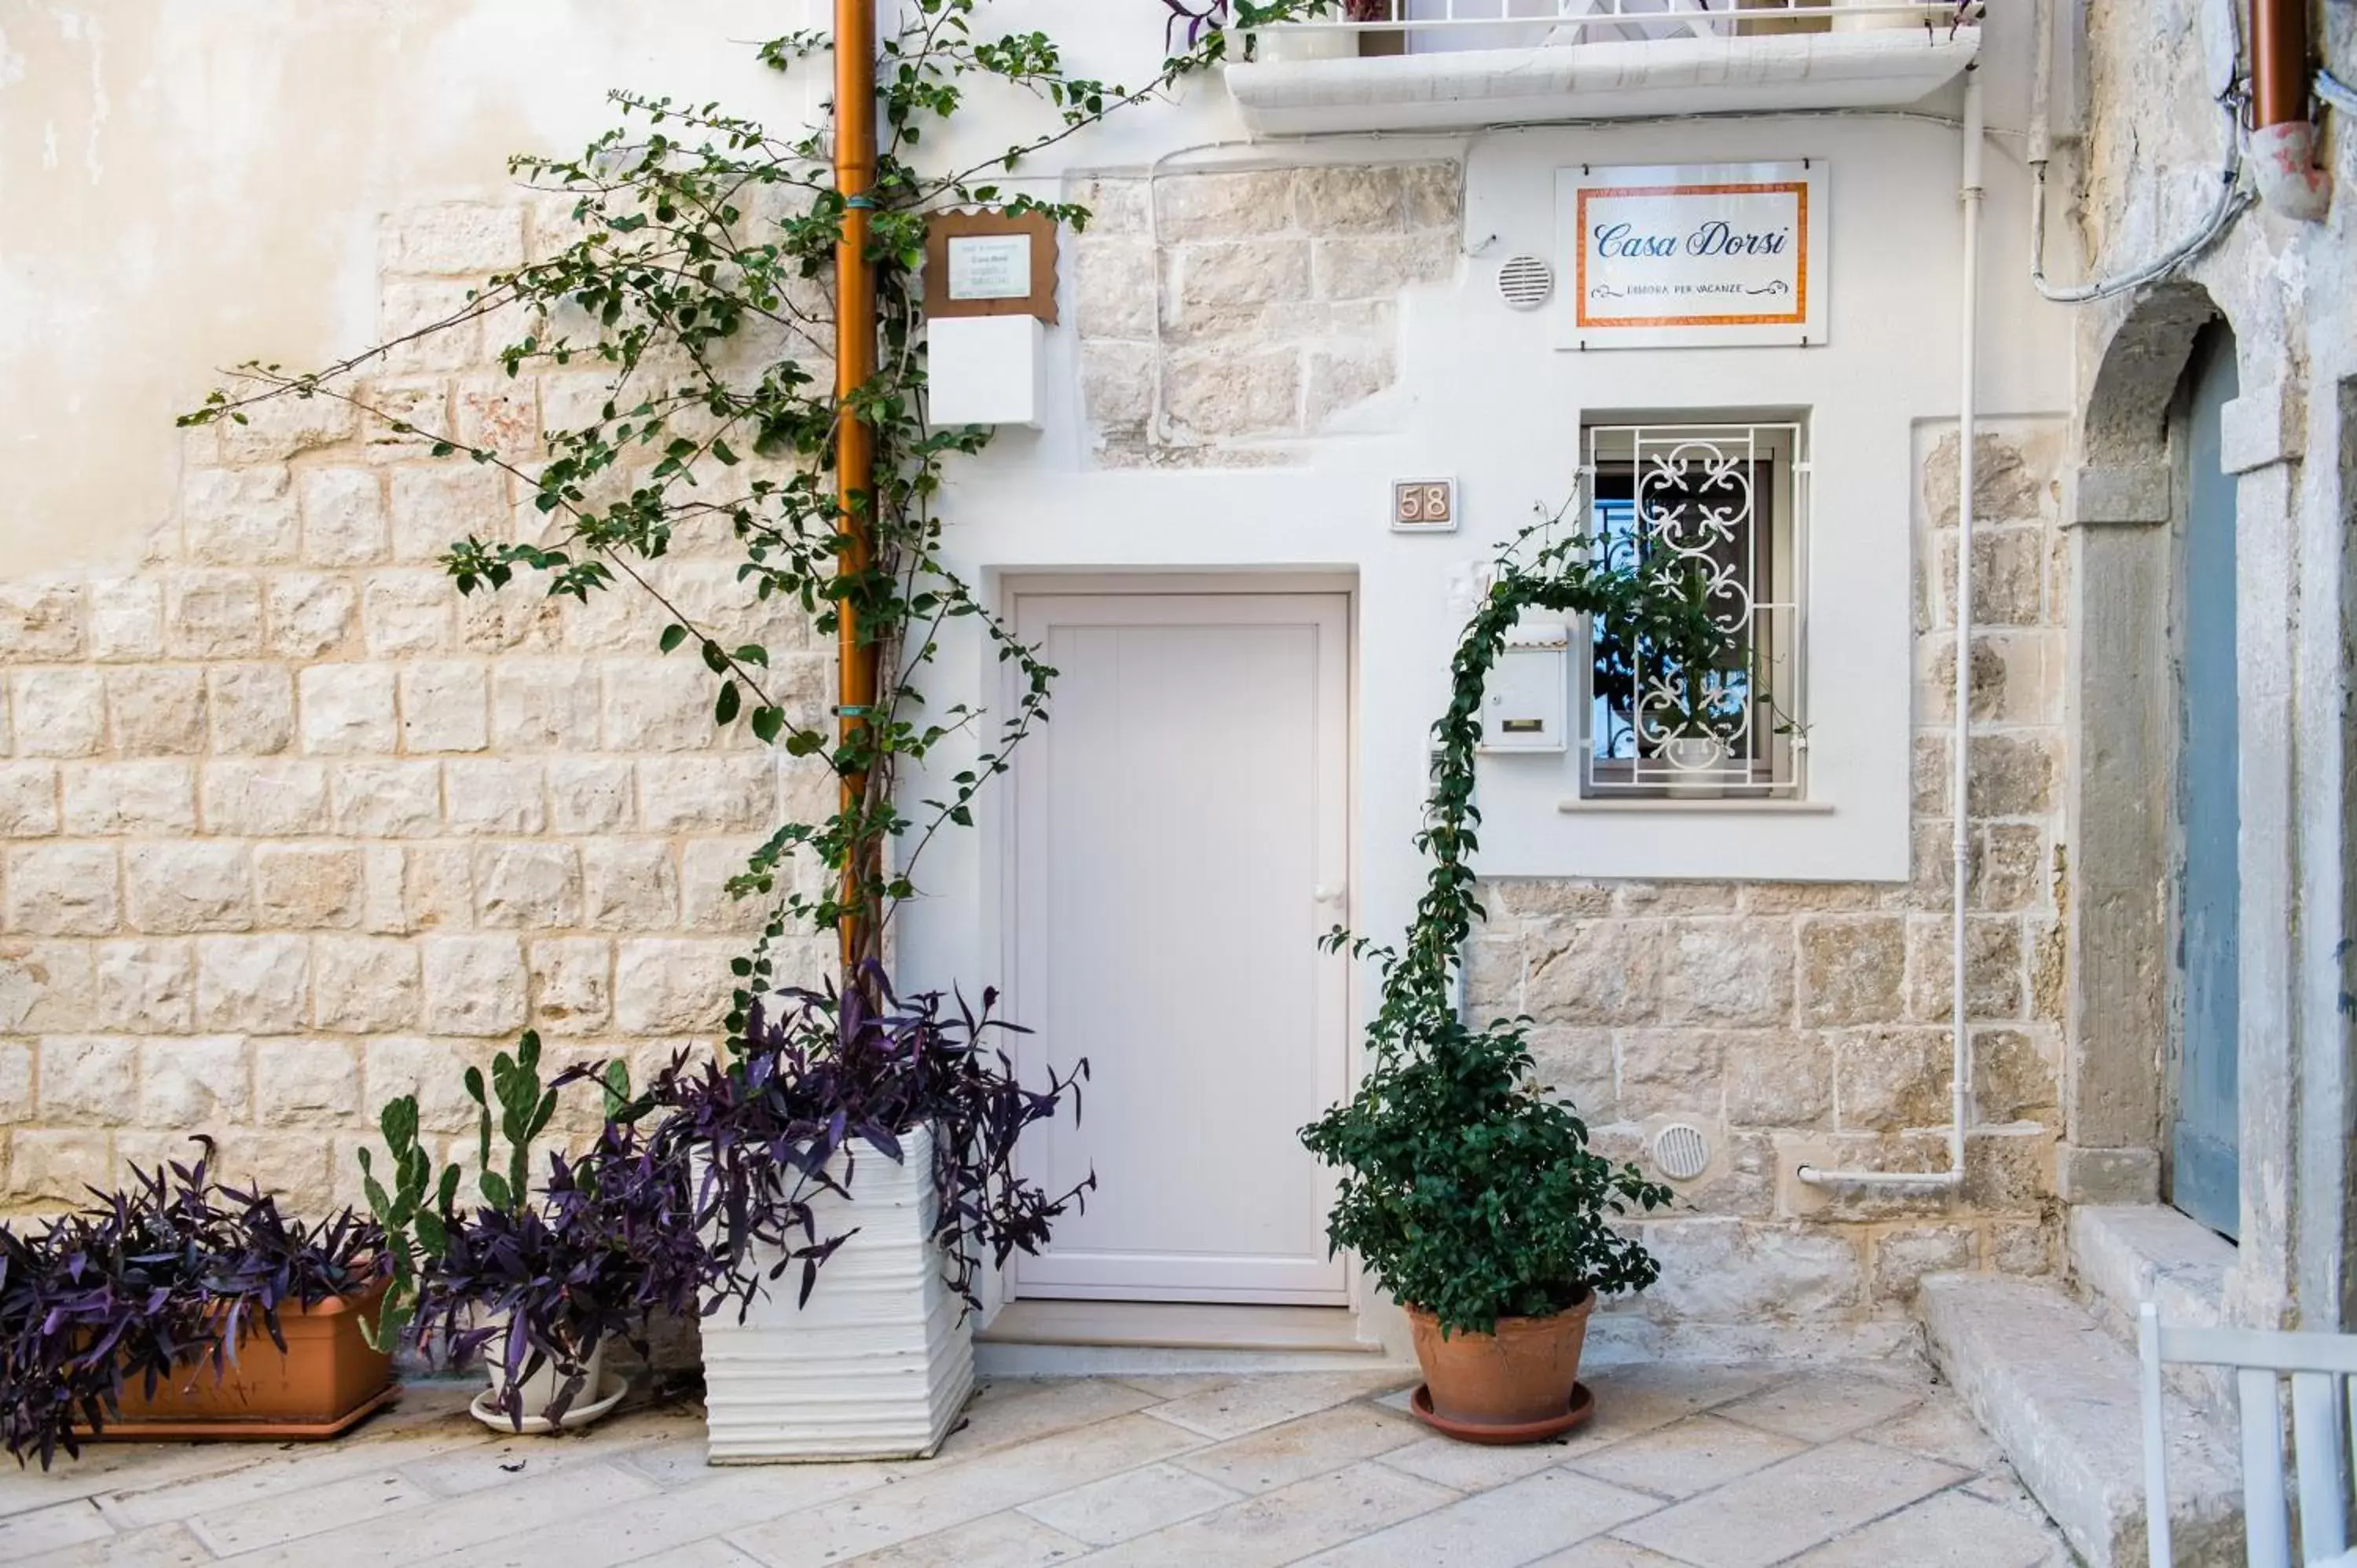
{"left": 0, "top": 200, "right": 834, "bottom": 1216}
{"left": 1469, "top": 417, "right": 2072, "bottom": 1349}
{"left": 1069, "top": 162, "right": 1461, "bottom": 462}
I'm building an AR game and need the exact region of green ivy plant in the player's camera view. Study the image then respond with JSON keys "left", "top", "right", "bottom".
{"left": 1301, "top": 517, "right": 1703, "bottom": 1338}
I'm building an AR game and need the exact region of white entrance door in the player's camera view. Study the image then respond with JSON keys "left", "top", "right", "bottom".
{"left": 1009, "top": 589, "right": 1351, "bottom": 1305}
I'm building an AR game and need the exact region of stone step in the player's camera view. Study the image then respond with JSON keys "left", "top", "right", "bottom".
{"left": 2069, "top": 1204, "right": 2240, "bottom": 1426}
{"left": 1919, "top": 1272, "right": 2244, "bottom": 1568}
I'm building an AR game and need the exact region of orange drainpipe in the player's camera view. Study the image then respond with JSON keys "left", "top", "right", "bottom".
{"left": 834, "top": 0, "right": 882, "bottom": 975}
{"left": 2249, "top": 0, "right": 2330, "bottom": 219}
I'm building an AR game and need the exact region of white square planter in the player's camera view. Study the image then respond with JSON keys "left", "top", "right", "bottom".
{"left": 699, "top": 1123, "right": 976, "bottom": 1463}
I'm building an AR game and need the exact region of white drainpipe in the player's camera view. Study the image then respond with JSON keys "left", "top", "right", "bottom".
{"left": 1798, "top": 65, "right": 1982, "bottom": 1193}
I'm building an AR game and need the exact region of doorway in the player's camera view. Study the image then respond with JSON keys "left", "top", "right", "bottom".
{"left": 1006, "top": 586, "right": 1353, "bottom": 1304}
{"left": 2169, "top": 324, "right": 2241, "bottom": 1240}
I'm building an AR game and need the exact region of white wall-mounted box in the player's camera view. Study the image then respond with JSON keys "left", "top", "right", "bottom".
{"left": 928, "top": 315, "right": 1046, "bottom": 428}
{"left": 1479, "top": 623, "right": 1570, "bottom": 753}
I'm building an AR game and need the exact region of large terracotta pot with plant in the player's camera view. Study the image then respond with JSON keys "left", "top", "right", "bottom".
{"left": 1303, "top": 523, "right": 1713, "bottom": 1445}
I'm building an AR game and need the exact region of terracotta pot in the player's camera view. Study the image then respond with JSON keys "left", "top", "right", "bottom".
{"left": 104, "top": 1279, "right": 397, "bottom": 1441}
{"left": 1407, "top": 1292, "right": 1595, "bottom": 1428}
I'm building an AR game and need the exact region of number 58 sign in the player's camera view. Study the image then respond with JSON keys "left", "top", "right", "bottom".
{"left": 1391, "top": 477, "right": 1457, "bottom": 533}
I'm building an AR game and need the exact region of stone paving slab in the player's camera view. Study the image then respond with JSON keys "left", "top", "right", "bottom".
{"left": 1, "top": 1359, "right": 2077, "bottom": 1566}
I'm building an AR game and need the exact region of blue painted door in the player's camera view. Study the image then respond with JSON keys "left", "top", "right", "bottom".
{"left": 2172, "top": 326, "right": 2241, "bottom": 1240}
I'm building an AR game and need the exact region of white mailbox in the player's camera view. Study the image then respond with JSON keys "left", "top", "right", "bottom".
{"left": 1479, "top": 621, "right": 1571, "bottom": 753}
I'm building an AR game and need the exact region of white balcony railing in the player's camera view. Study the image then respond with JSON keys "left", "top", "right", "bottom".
{"left": 1257, "top": 0, "right": 1981, "bottom": 53}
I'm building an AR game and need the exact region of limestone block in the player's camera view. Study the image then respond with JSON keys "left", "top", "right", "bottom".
{"left": 584, "top": 841, "right": 680, "bottom": 931}
{"left": 1963, "top": 1128, "right": 2056, "bottom": 1210}
{"left": 1725, "top": 1032, "right": 1832, "bottom": 1127}
{"left": 1618, "top": 1029, "right": 1728, "bottom": 1120}
{"left": 139, "top": 1035, "right": 250, "bottom": 1125}
{"left": 1312, "top": 233, "right": 1457, "bottom": 301}
{"left": 1912, "top": 732, "right": 1950, "bottom": 817}
{"left": 124, "top": 842, "right": 254, "bottom": 933}
{"left": 1632, "top": 1217, "right": 1864, "bottom": 1323}
{"left": 400, "top": 845, "right": 474, "bottom": 932}
{"left": 12, "top": 669, "right": 106, "bottom": 757}
{"left": 166, "top": 572, "right": 267, "bottom": 659}
{"left": 1174, "top": 240, "right": 1313, "bottom": 317}
{"left": 1523, "top": 1025, "right": 1615, "bottom": 1119}
{"left": 1740, "top": 883, "right": 1882, "bottom": 914}
{"left": 1074, "top": 240, "right": 1158, "bottom": 339}
{"left": 1657, "top": 919, "right": 1796, "bottom": 1026}
{"left": 364, "top": 571, "right": 457, "bottom": 658}
{"left": 312, "top": 936, "right": 423, "bottom": 1032}
{"left": 603, "top": 658, "right": 721, "bottom": 753}
{"left": 1524, "top": 918, "right": 1661, "bottom": 1026}
{"left": 39, "top": 1035, "right": 141, "bottom": 1123}
{"left": 255, "top": 844, "right": 365, "bottom": 929}
{"left": 357, "top": 376, "right": 451, "bottom": 455}
{"left": 444, "top": 759, "right": 546, "bottom": 834}
{"left": 529, "top": 938, "right": 613, "bottom": 1035}
{"left": 300, "top": 468, "right": 389, "bottom": 566}
{"left": 1067, "top": 175, "right": 1147, "bottom": 234}
{"left": 385, "top": 203, "right": 526, "bottom": 275}
{"left": 183, "top": 467, "right": 300, "bottom": 566}
{"left": 1796, "top": 916, "right": 1905, "bottom": 1025}
{"left": 1868, "top": 1224, "right": 1976, "bottom": 1303}
{"left": 1923, "top": 431, "right": 2047, "bottom": 529}
{"left": 474, "top": 841, "right": 581, "bottom": 929}
{"left": 299, "top": 664, "right": 400, "bottom": 755}
{"left": 0, "top": 582, "right": 86, "bottom": 660}
{"left": 1155, "top": 170, "right": 1297, "bottom": 242}
{"left": 202, "top": 760, "right": 331, "bottom": 837}
{"left": 1905, "top": 913, "right": 2024, "bottom": 1020}
{"left": 639, "top": 756, "right": 771, "bottom": 833}
{"left": 62, "top": 761, "right": 198, "bottom": 835}
{"left": 1295, "top": 166, "right": 1406, "bottom": 233}
{"left": 211, "top": 395, "right": 358, "bottom": 466}
{"left": 397, "top": 660, "right": 489, "bottom": 753}
{"left": 264, "top": 573, "right": 357, "bottom": 661}
{"left": 1402, "top": 163, "right": 1462, "bottom": 228}
{"left": 614, "top": 939, "right": 735, "bottom": 1034}
{"left": 113, "top": 665, "right": 214, "bottom": 758}
{"left": 460, "top": 584, "right": 565, "bottom": 654}
{"left": 196, "top": 934, "right": 310, "bottom": 1033}
{"left": 0, "top": 941, "right": 94, "bottom": 1034}
{"left": 1932, "top": 527, "right": 2048, "bottom": 630}
{"left": 1833, "top": 1026, "right": 1953, "bottom": 1130}
{"left": 86, "top": 577, "right": 165, "bottom": 662}
{"left": 1160, "top": 349, "right": 1300, "bottom": 441}
{"left": 390, "top": 466, "right": 508, "bottom": 562}
{"left": 379, "top": 280, "right": 486, "bottom": 374}
{"left": 421, "top": 935, "right": 527, "bottom": 1036}
{"left": 331, "top": 760, "right": 443, "bottom": 837}
{"left": 364, "top": 1036, "right": 482, "bottom": 1133}
{"left": 1080, "top": 343, "right": 1157, "bottom": 432}
{"left": 1967, "top": 734, "right": 2057, "bottom": 818}
{"left": 1987, "top": 1218, "right": 2055, "bottom": 1275}
{"left": 1306, "top": 346, "right": 1396, "bottom": 429}
{"left": 492, "top": 659, "right": 600, "bottom": 752}
{"left": 1970, "top": 1027, "right": 2060, "bottom": 1124}
{"left": 453, "top": 379, "right": 541, "bottom": 465}
{"left": 8, "top": 1129, "right": 112, "bottom": 1205}
{"left": 1483, "top": 879, "right": 1615, "bottom": 921}
{"left": 5, "top": 843, "right": 119, "bottom": 935}
{"left": 255, "top": 1039, "right": 363, "bottom": 1127}
{"left": 221, "top": 1132, "right": 336, "bottom": 1217}
{"left": 548, "top": 757, "right": 634, "bottom": 833}
{"left": 207, "top": 664, "right": 297, "bottom": 755}
{"left": 0, "top": 1042, "right": 28, "bottom": 1121}
{"left": 93, "top": 940, "right": 196, "bottom": 1034}
{"left": 0, "top": 764, "right": 59, "bottom": 837}
{"left": 560, "top": 582, "right": 654, "bottom": 653}
{"left": 680, "top": 838, "right": 767, "bottom": 932}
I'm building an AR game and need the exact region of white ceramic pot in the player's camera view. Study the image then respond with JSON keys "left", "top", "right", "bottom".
{"left": 1663, "top": 735, "right": 1728, "bottom": 799}
{"left": 471, "top": 1321, "right": 621, "bottom": 1434}
{"left": 698, "top": 1123, "right": 975, "bottom": 1464}
{"left": 1243, "top": 25, "right": 1360, "bottom": 62}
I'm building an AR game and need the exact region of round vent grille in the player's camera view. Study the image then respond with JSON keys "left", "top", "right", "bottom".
{"left": 1651, "top": 1122, "right": 1713, "bottom": 1182}
{"left": 1497, "top": 255, "right": 1555, "bottom": 311}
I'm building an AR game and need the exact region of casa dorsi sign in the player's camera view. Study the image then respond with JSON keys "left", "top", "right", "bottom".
{"left": 1556, "top": 161, "right": 1826, "bottom": 350}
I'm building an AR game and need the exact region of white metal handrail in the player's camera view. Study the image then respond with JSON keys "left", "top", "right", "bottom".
{"left": 1265, "top": 0, "right": 1981, "bottom": 45}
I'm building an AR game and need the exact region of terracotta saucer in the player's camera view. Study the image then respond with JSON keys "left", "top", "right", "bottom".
{"left": 1408, "top": 1380, "right": 1595, "bottom": 1445}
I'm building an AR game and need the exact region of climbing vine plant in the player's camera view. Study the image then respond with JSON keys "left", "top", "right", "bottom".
{"left": 181, "top": 0, "right": 1333, "bottom": 1019}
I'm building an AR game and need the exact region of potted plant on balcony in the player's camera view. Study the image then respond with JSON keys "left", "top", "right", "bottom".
{"left": 593, "top": 967, "right": 1090, "bottom": 1462}
{"left": 0, "top": 1141, "right": 393, "bottom": 1467}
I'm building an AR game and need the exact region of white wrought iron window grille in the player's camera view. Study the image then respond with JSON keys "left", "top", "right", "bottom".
{"left": 1578, "top": 419, "right": 1808, "bottom": 800}
{"left": 1269, "top": 0, "right": 1982, "bottom": 51}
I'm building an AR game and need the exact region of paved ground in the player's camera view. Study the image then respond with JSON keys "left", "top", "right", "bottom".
{"left": 0, "top": 1358, "right": 2076, "bottom": 1566}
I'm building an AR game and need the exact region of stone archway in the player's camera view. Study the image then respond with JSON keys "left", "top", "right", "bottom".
{"left": 2057, "top": 280, "right": 2223, "bottom": 1206}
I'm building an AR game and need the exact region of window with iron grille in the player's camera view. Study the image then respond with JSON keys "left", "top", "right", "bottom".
{"left": 1579, "top": 417, "right": 1807, "bottom": 799}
